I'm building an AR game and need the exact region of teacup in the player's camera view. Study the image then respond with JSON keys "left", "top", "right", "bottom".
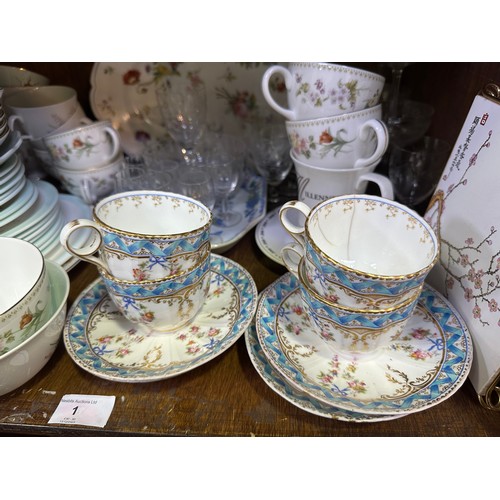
{"left": 286, "top": 105, "right": 389, "bottom": 169}
{"left": 4, "top": 85, "right": 78, "bottom": 139}
{"left": 290, "top": 149, "right": 393, "bottom": 207}
{"left": 44, "top": 120, "right": 121, "bottom": 170}
{"left": 0, "top": 237, "right": 51, "bottom": 355}
{"left": 297, "top": 258, "right": 419, "bottom": 358}
{"left": 99, "top": 252, "right": 211, "bottom": 333}
{"left": 261, "top": 62, "right": 385, "bottom": 121}
{"left": 53, "top": 153, "right": 125, "bottom": 205}
{"left": 60, "top": 190, "right": 212, "bottom": 281}
{"left": 0, "top": 65, "right": 50, "bottom": 99}
{"left": 280, "top": 195, "right": 439, "bottom": 311}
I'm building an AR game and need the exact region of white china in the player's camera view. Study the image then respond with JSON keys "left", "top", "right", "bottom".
{"left": 0, "top": 261, "right": 69, "bottom": 397}
{"left": 0, "top": 65, "right": 50, "bottom": 99}
{"left": 286, "top": 105, "right": 389, "bottom": 169}
{"left": 0, "top": 130, "right": 23, "bottom": 165}
{"left": 89, "top": 62, "right": 286, "bottom": 155}
{"left": 0, "top": 237, "right": 51, "bottom": 355}
{"left": 290, "top": 150, "right": 393, "bottom": 208}
{"left": 245, "top": 324, "right": 402, "bottom": 423}
{"left": 255, "top": 206, "right": 292, "bottom": 266}
{"left": 255, "top": 272, "right": 473, "bottom": 415}
{"left": 60, "top": 190, "right": 213, "bottom": 281}
{"left": 5, "top": 85, "right": 78, "bottom": 139}
{"left": 0, "top": 179, "right": 38, "bottom": 226}
{"left": 261, "top": 62, "right": 385, "bottom": 121}
{"left": 63, "top": 254, "right": 258, "bottom": 382}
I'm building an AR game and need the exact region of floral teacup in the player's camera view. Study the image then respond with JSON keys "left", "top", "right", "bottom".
{"left": 261, "top": 62, "right": 385, "bottom": 121}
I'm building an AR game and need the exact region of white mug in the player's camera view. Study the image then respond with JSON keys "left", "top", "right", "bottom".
{"left": 291, "top": 149, "right": 394, "bottom": 207}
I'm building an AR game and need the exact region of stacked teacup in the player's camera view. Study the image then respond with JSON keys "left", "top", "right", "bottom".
{"left": 262, "top": 62, "right": 393, "bottom": 207}
{"left": 2, "top": 83, "right": 124, "bottom": 204}
{"left": 279, "top": 195, "right": 440, "bottom": 359}
{"left": 60, "top": 190, "right": 213, "bottom": 333}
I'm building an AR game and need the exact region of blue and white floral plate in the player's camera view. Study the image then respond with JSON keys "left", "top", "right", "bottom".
{"left": 245, "top": 323, "right": 402, "bottom": 423}
{"left": 255, "top": 272, "right": 473, "bottom": 416}
{"left": 63, "top": 254, "right": 258, "bottom": 382}
{"left": 211, "top": 174, "right": 267, "bottom": 254}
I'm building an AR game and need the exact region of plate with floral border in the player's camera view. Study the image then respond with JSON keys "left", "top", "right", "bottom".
{"left": 245, "top": 323, "right": 403, "bottom": 423}
{"left": 255, "top": 272, "right": 473, "bottom": 416}
{"left": 89, "top": 62, "right": 286, "bottom": 156}
{"left": 63, "top": 254, "right": 258, "bottom": 382}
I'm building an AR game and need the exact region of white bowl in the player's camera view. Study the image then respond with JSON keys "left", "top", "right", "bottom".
{"left": 0, "top": 260, "right": 69, "bottom": 396}
{"left": 0, "top": 237, "right": 51, "bottom": 354}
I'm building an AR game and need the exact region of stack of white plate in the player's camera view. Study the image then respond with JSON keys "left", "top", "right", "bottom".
{"left": 0, "top": 89, "right": 92, "bottom": 270}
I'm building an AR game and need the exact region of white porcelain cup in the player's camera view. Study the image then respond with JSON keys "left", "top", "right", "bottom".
{"left": 290, "top": 149, "right": 393, "bottom": 207}
{"left": 262, "top": 62, "right": 385, "bottom": 121}
{"left": 286, "top": 105, "right": 389, "bottom": 169}
{"left": 4, "top": 85, "right": 78, "bottom": 138}
{"left": 60, "top": 190, "right": 212, "bottom": 282}
{"left": 44, "top": 120, "right": 121, "bottom": 170}
{"left": 279, "top": 195, "right": 439, "bottom": 311}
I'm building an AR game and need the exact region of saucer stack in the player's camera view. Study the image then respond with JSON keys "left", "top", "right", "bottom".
{"left": 0, "top": 87, "right": 92, "bottom": 270}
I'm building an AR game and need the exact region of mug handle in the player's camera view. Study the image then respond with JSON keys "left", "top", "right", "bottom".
{"left": 356, "top": 172, "right": 394, "bottom": 200}
{"left": 261, "top": 65, "right": 296, "bottom": 121}
{"left": 104, "top": 126, "right": 121, "bottom": 160}
{"left": 279, "top": 200, "right": 311, "bottom": 246}
{"left": 59, "top": 219, "right": 111, "bottom": 273}
{"left": 7, "top": 115, "right": 32, "bottom": 140}
{"left": 281, "top": 242, "right": 304, "bottom": 277}
{"left": 354, "top": 119, "right": 389, "bottom": 169}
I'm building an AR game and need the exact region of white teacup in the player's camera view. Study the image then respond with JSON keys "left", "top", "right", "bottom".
{"left": 44, "top": 120, "right": 121, "bottom": 170}
{"left": 280, "top": 195, "right": 439, "bottom": 311}
{"left": 60, "top": 190, "right": 212, "bottom": 282}
{"left": 286, "top": 105, "right": 389, "bottom": 169}
{"left": 262, "top": 62, "right": 385, "bottom": 121}
{"left": 290, "top": 149, "right": 393, "bottom": 207}
{"left": 5, "top": 85, "right": 78, "bottom": 139}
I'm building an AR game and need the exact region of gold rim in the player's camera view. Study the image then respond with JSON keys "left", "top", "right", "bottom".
{"left": 298, "top": 258, "right": 421, "bottom": 314}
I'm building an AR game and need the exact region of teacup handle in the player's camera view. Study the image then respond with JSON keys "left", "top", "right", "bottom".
{"left": 261, "top": 65, "right": 297, "bottom": 121}
{"left": 7, "top": 115, "right": 32, "bottom": 140}
{"left": 59, "top": 219, "right": 111, "bottom": 273}
{"left": 354, "top": 119, "right": 389, "bottom": 169}
{"left": 281, "top": 242, "right": 304, "bottom": 277}
{"left": 357, "top": 172, "right": 394, "bottom": 200}
{"left": 279, "top": 200, "right": 311, "bottom": 246}
{"left": 104, "top": 125, "right": 121, "bottom": 160}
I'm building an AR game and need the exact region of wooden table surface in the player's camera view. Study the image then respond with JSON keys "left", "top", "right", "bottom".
{"left": 0, "top": 228, "right": 498, "bottom": 437}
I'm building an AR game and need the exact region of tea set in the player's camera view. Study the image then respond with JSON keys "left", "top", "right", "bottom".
{"left": 0, "top": 63, "right": 473, "bottom": 423}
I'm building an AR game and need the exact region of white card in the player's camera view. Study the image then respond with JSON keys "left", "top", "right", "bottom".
{"left": 48, "top": 394, "right": 116, "bottom": 428}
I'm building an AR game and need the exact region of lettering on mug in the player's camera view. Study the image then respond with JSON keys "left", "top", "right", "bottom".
{"left": 304, "top": 191, "right": 329, "bottom": 201}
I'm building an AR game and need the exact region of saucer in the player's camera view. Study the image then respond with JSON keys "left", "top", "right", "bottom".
{"left": 0, "top": 178, "right": 38, "bottom": 226}
{"left": 255, "top": 206, "right": 293, "bottom": 265}
{"left": 255, "top": 272, "right": 473, "bottom": 416}
{"left": 210, "top": 174, "right": 267, "bottom": 254}
{"left": 0, "top": 130, "right": 22, "bottom": 164}
{"left": 245, "top": 324, "right": 402, "bottom": 423}
{"left": 63, "top": 254, "right": 258, "bottom": 382}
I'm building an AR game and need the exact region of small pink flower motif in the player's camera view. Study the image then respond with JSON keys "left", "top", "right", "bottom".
{"left": 207, "top": 327, "right": 219, "bottom": 337}
{"left": 465, "top": 237, "right": 474, "bottom": 245}
{"left": 464, "top": 288, "right": 474, "bottom": 302}
{"left": 292, "top": 305, "right": 305, "bottom": 315}
{"left": 98, "top": 336, "right": 113, "bottom": 344}
{"left": 116, "top": 348, "right": 131, "bottom": 357}
{"left": 319, "top": 374, "right": 333, "bottom": 384}
{"left": 460, "top": 255, "right": 469, "bottom": 266}
{"left": 212, "top": 286, "right": 224, "bottom": 297}
{"left": 177, "top": 333, "right": 188, "bottom": 341}
{"left": 292, "top": 324, "right": 302, "bottom": 336}
{"left": 187, "top": 344, "right": 201, "bottom": 354}
{"left": 445, "top": 277, "right": 454, "bottom": 290}
{"left": 347, "top": 380, "right": 367, "bottom": 393}
{"left": 326, "top": 293, "right": 339, "bottom": 303}
{"left": 189, "top": 325, "right": 200, "bottom": 333}
{"left": 473, "top": 305, "right": 481, "bottom": 319}
{"left": 469, "top": 153, "right": 477, "bottom": 166}
{"left": 411, "top": 327, "right": 430, "bottom": 339}
{"left": 410, "top": 349, "right": 431, "bottom": 360}
{"left": 489, "top": 299, "right": 498, "bottom": 312}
